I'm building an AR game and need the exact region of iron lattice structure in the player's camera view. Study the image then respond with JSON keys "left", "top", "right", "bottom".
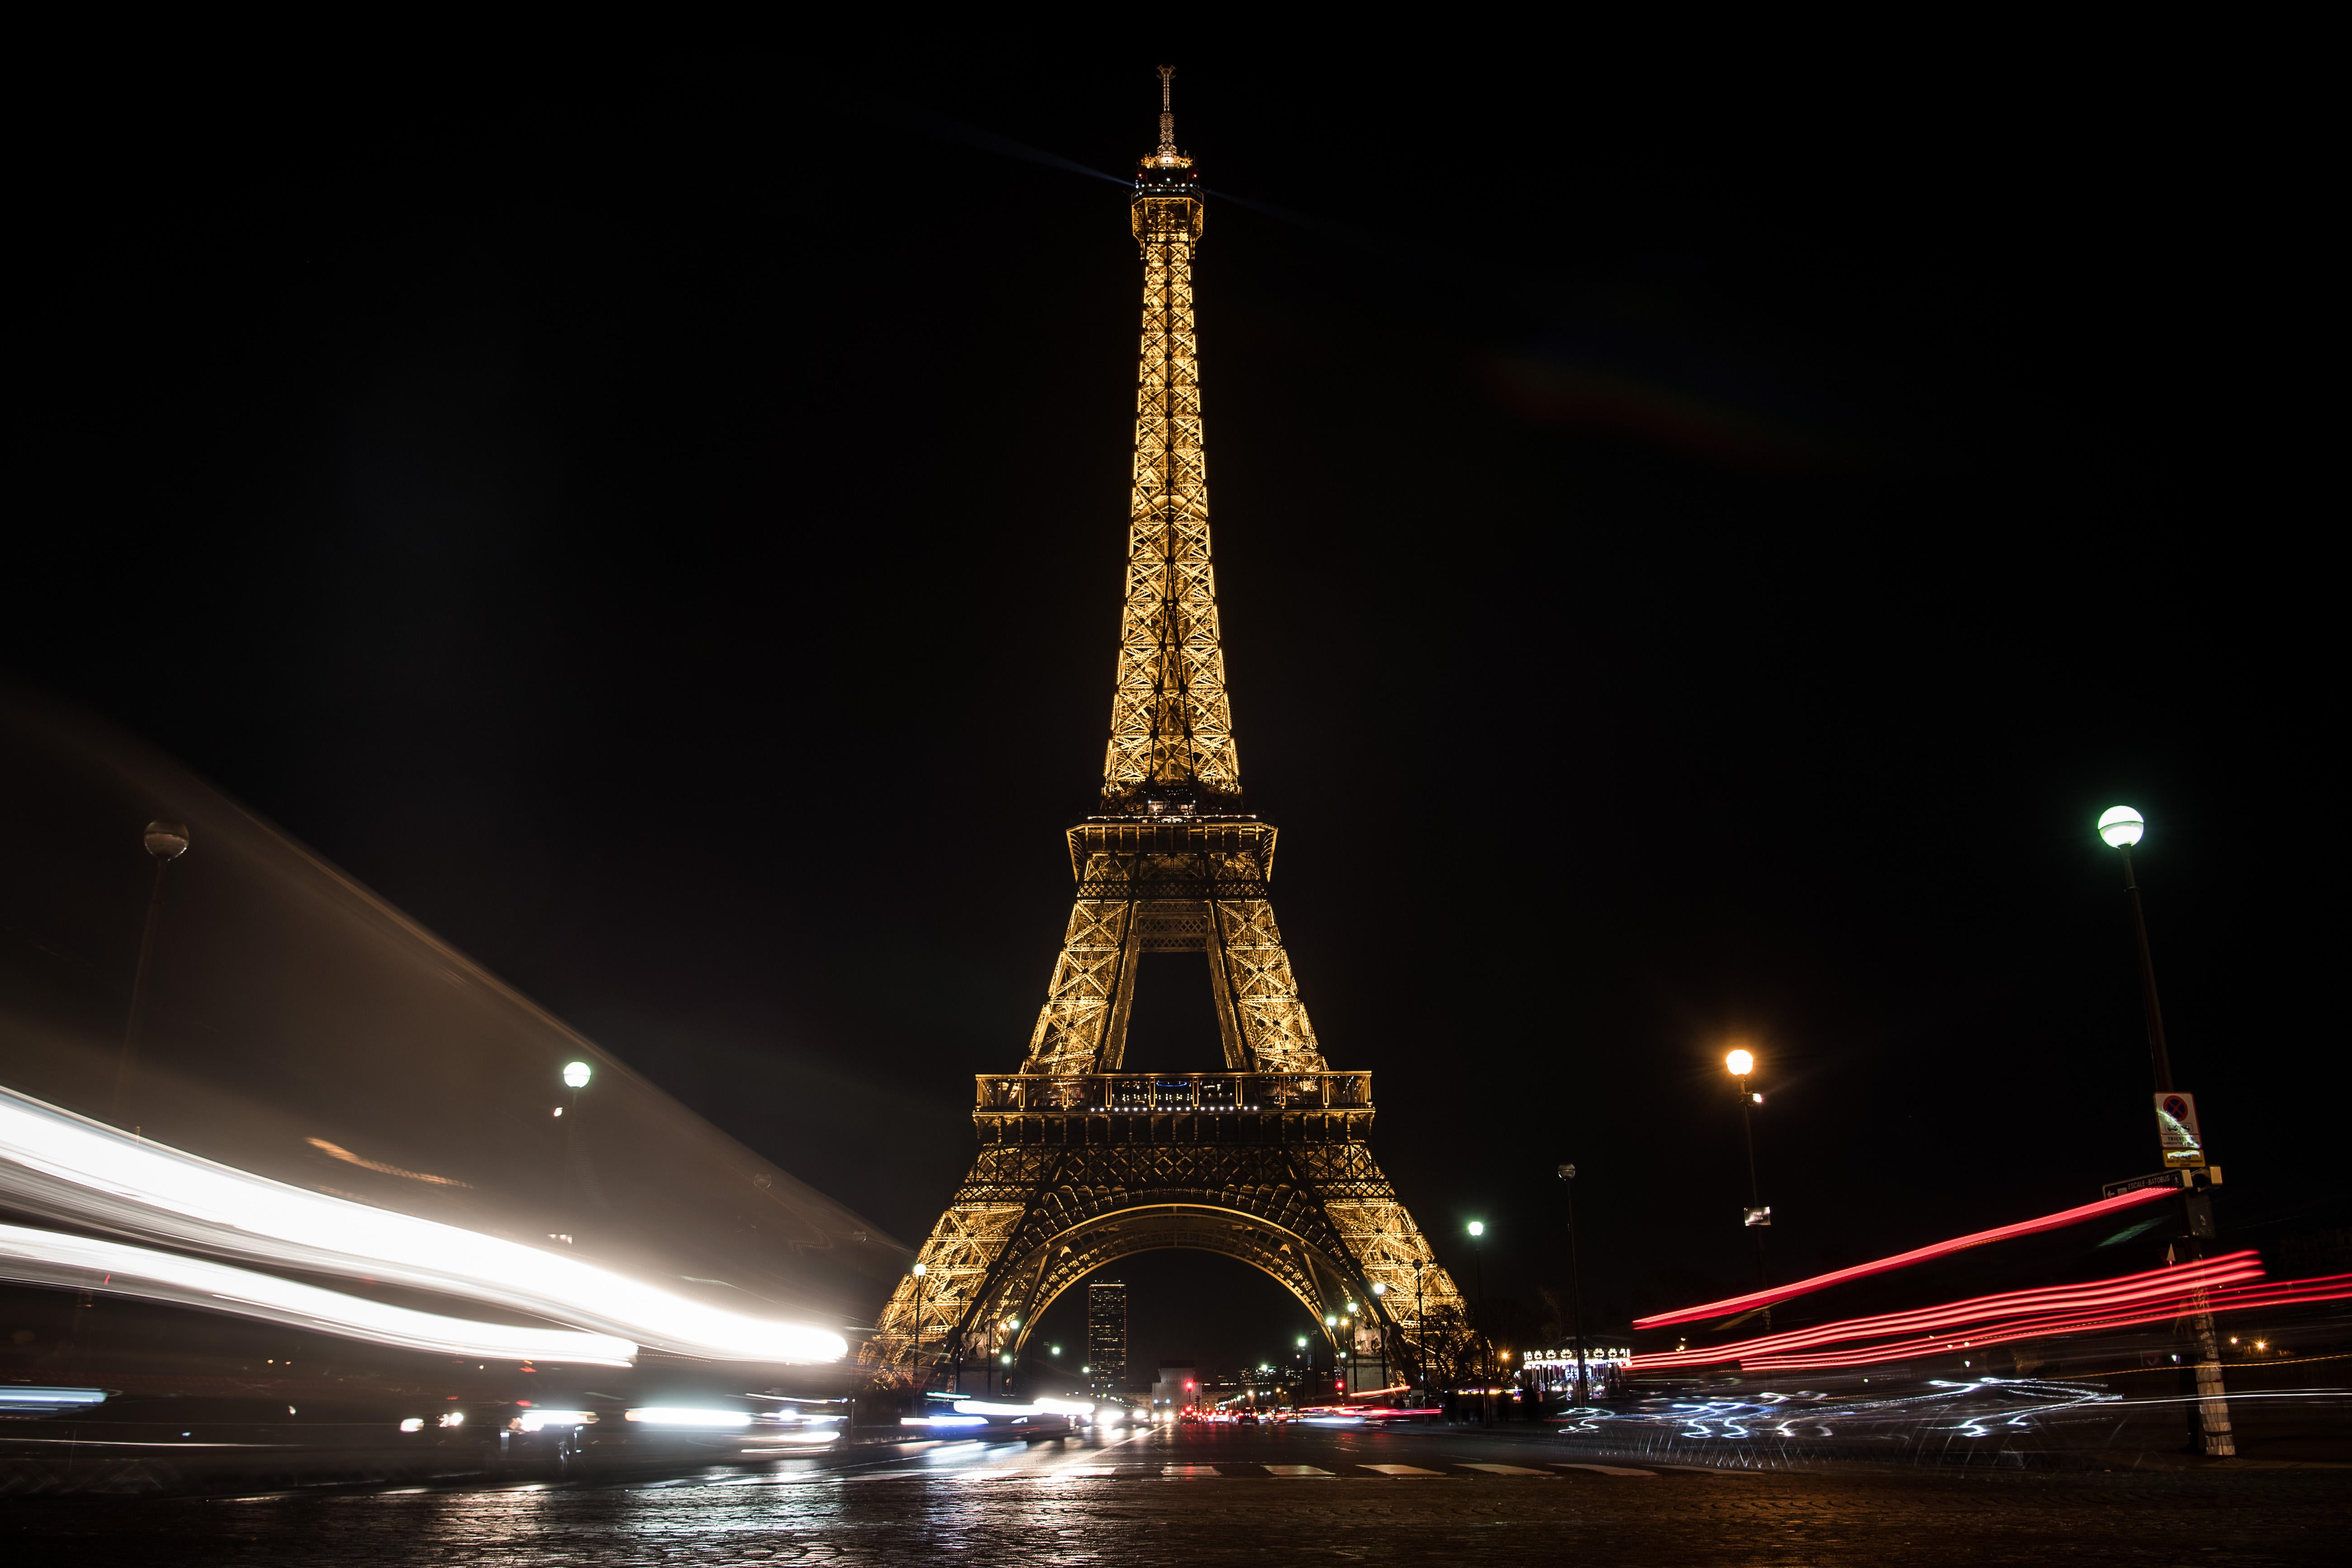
{"left": 868, "top": 73, "right": 1470, "bottom": 1392}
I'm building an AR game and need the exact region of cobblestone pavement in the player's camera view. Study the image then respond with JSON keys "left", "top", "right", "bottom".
{"left": 6, "top": 1424, "right": 2347, "bottom": 1564}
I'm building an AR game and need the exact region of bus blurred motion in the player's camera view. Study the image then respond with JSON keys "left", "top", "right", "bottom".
{"left": 0, "top": 690, "right": 907, "bottom": 1489}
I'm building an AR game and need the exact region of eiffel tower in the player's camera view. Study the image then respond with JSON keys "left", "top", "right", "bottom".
{"left": 868, "top": 70, "right": 1471, "bottom": 1397}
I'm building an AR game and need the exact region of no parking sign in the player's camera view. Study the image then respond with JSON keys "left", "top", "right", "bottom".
{"left": 2155, "top": 1092, "right": 2206, "bottom": 1169}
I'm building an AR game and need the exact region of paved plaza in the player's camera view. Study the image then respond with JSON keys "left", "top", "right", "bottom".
{"left": 9, "top": 1422, "right": 2348, "bottom": 1565}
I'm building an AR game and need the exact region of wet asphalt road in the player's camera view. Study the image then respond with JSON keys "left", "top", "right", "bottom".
{"left": 7, "top": 1421, "right": 2349, "bottom": 1564}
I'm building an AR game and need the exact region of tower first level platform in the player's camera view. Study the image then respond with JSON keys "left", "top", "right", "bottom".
{"left": 974, "top": 1070, "right": 1374, "bottom": 1145}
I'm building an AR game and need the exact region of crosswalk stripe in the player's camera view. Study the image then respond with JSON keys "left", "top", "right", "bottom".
{"left": 1458, "top": 1464, "right": 1554, "bottom": 1477}
{"left": 1361, "top": 1464, "right": 1445, "bottom": 1477}
{"left": 1263, "top": 1464, "right": 1334, "bottom": 1477}
{"left": 1556, "top": 1463, "right": 1655, "bottom": 1478}
{"left": 1162, "top": 1465, "right": 1221, "bottom": 1478}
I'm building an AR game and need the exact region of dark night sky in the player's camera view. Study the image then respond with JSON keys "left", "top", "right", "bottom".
{"left": 9, "top": 41, "right": 2331, "bottom": 1373}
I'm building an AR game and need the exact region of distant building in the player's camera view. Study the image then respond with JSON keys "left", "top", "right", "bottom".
{"left": 1151, "top": 1360, "right": 1199, "bottom": 1412}
{"left": 1086, "top": 1280, "right": 1128, "bottom": 1392}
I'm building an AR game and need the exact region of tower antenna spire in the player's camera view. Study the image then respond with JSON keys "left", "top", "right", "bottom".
{"left": 1157, "top": 64, "right": 1177, "bottom": 157}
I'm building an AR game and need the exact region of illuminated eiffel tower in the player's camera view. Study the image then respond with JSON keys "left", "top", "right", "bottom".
{"left": 868, "top": 71, "right": 1470, "bottom": 1396}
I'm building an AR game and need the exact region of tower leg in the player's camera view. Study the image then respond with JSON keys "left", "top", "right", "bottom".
{"left": 1024, "top": 900, "right": 1137, "bottom": 1074}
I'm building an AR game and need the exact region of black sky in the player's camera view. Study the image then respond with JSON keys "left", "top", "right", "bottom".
{"left": 10, "top": 41, "right": 2331, "bottom": 1371}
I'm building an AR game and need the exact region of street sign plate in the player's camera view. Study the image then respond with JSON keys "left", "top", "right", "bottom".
{"left": 2155, "top": 1092, "right": 2207, "bottom": 1169}
{"left": 2103, "top": 1170, "right": 2186, "bottom": 1198}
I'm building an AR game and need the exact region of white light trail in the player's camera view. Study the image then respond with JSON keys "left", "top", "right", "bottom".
{"left": 0, "top": 1085, "right": 847, "bottom": 1365}
{"left": 0, "top": 1223, "right": 636, "bottom": 1365}
{"left": 625, "top": 1407, "right": 754, "bottom": 1428}
{"left": 518, "top": 1409, "right": 596, "bottom": 1431}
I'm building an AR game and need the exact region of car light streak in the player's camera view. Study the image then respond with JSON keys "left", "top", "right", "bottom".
{"left": 0, "top": 1222, "right": 637, "bottom": 1364}
{"left": 0, "top": 1086, "right": 846, "bottom": 1364}
{"left": 1739, "top": 1273, "right": 2352, "bottom": 1373}
{"left": 1627, "top": 1253, "right": 2265, "bottom": 1371}
{"left": 623, "top": 1407, "right": 754, "bottom": 1428}
{"left": 517, "top": 1409, "right": 596, "bottom": 1431}
{"left": 0, "top": 1386, "right": 108, "bottom": 1412}
{"left": 1631, "top": 1186, "right": 2182, "bottom": 1329}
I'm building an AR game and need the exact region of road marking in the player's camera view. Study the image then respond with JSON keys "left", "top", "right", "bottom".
{"left": 1361, "top": 1464, "right": 1445, "bottom": 1477}
{"left": 1163, "top": 1465, "right": 1221, "bottom": 1479}
{"left": 1458, "top": 1464, "right": 1553, "bottom": 1477}
{"left": 1055, "top": 1466, "right": 1122, "bottom": 1478}
{"left": 1263, "top": 1465, "right": 1334, "bottom": 1477}
{"left": 1555, "top": 1463, "right": 1655, "bottom": 1478}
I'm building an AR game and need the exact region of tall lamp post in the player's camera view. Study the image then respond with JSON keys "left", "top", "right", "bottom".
{"left": 910, "top": 1263, "right": 929, "bottom": 1388}
{"left": 1467, "top": 1221, "right": 1490, "bottom": 1423}
{"left": 1412, "top": 1259, "right": 1427, "bottom": 1392}
{"left": 1555, "top": 1164, "right": 1590, "bottom": 1407}
{"left": 113, "top": 820, "right": 189, "bottom": 1126}
{"left": 2097, "top": 805, "right": 2233, "bottom": 1457}
{"left": 1726, "top": 1049, "right": 1769, "bottom": 1325}
{"left": 2098, "top": 806, "right": 2175, "bottom": 1091}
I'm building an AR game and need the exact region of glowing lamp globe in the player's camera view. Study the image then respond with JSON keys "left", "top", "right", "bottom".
{"left": 1726, "top": 1049, "right": 1755, "bottom": 1078}
{"left": 561, "top": 1061, "right": 593, "bottom": 1089}
{"left": 2098, "top": 805, "right": 2146, "bottom": 848}
{"left": 1467, "top": 1221, "right": 1485, "bottom": 1238}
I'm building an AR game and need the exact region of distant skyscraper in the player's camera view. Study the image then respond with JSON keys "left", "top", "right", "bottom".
{"left": 1087, "top": 1279, "right": 1128, "bottom": 1391}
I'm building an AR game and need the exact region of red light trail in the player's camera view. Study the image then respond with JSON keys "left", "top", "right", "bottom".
{"left": 1631, "top": 1185, "right": 2182, "bottom": 1330}
{"left": 1742, "top": 1271, "right": 2352, "bottom": 1372}
{"left": 1623, "top": 1260, "right": 2352, "bottom": 1376}
{"left": 1628, "top": 1252, "right": 2264, "bottom": 1371}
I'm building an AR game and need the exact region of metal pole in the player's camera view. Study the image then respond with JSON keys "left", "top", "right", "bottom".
{"left": 111, "top": 854, "right": 174, "bottom": 1125}
{"left": 1473, "top": 1237, "right": 1489, "bottom": 1425}
{"left": 1737, "top": 1076, "right": 1768, "bottom": 1307}
{"left": 2119, "top": 846, "right": 2175, "bottom": 1093}
{"left": 1413, "top": 1260, "right": 1427, "bottom": 1394}
{"left": 2119, "top": 843, "right": 2230, "bottom": 1455}
{"left": 1558, "top": 1165, "right": 1589, "bottom": 1407}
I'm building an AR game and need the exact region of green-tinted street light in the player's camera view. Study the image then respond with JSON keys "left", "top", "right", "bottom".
{"left": 2098, "top": 805, "right": 2146, "bottom": 848}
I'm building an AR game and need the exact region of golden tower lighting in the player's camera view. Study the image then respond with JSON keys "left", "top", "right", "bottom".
{"left": 867, "top": 71, "right": 1471, "bottom": 1394}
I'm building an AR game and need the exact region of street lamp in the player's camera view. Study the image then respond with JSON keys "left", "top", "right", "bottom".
{"left": 1412, "top": 1258, "right": 1428, "bottom": 1393}
{"left": 2098, "top": 804, "right": 2233, "bottom": 1457}
{"left": 1466, "top": 1221, "right": 1491, "bottom": 1423}
{"left": 113, "top": 820, "right": 190, "bottom": 1125}
{"left": 562, "top": 1061, "right": 593, "bottom": 1089}
{"left": 1466, "top": 1222, "right": 1487, "bottom": 1324}
{"left": 910, "top": 1263, "right": 929, "bottom": 1387}
{"left": 1556, "top": 1164, "right": 1590, "bottom": 1407}
{"left": 1726, "top": 1048, "right": 1769, "bottom": 1317}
